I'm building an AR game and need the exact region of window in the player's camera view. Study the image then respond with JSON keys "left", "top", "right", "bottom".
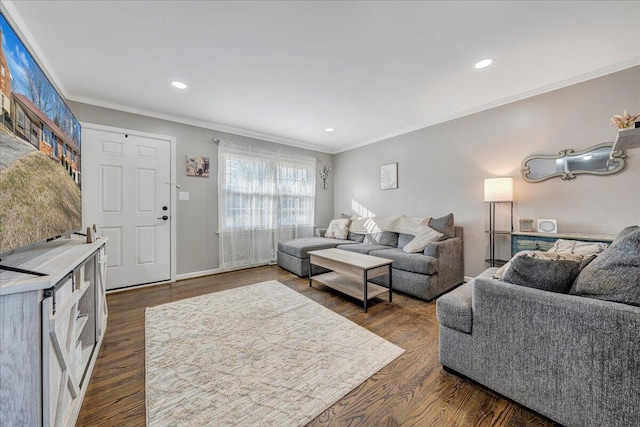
{"left": 218, "top": 142, "right": 316, "bottom": 268}
{"left": 17, "top": 108, "right": 25, "bottom": 128}
{"left": 42, "top": 125, "right": 54, "bottom": 146}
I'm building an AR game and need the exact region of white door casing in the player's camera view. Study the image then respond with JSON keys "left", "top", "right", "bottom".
{"left": 81, "top": 124, "right": 176, "bottom": 290}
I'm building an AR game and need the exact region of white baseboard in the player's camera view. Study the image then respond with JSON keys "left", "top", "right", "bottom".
{"left": 464, "top": 275, "right": 474, "bottom": 283}
{"left": 175, "top": 262, "right": 274, "bottom": 281}
{"left": 175, "top": 268, "right": 222, "bottom": 281}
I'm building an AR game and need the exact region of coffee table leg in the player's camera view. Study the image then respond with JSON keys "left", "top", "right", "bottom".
{"left": 363, "top": 270, "right": 368, "bottom": 313}
{"left": 388, "top": 265, "right": 393, "bottom": 303}
{"left": 309, "top": 259, "right": 312, "bottom": 287}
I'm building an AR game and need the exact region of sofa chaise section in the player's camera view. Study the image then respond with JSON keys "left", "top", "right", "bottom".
{"left": 276, "top": 237, "right": 357, "bottom": 277}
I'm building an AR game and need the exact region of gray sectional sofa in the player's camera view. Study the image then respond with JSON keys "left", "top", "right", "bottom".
{"left": 436, "top": 226, "right": 640, "bottom": 427}
{"left": 277, "top": 214, "right": 464, "bottom": 300}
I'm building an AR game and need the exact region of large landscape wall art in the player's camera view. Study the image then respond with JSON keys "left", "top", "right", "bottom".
{"left": 0, "top": 13, "right": 81, "bottom": 255}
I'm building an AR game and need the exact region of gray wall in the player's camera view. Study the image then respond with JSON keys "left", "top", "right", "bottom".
{"left": 334, "top": 66, "right": 640, "bottom": 277}
{"left": 68, "top": 101, "right": 334, "bottom": 275}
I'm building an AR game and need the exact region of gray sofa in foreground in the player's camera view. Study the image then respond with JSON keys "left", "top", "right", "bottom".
{"left": 277, "top": 217, "right": 464, "bottom": 301}
{"left": 437, "top": 228, "right": 640, "bottom": 426}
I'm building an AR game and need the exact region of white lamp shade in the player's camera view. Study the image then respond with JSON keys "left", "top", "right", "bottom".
{"left": 484, "top": 177, "right": 513, "bottom": 202}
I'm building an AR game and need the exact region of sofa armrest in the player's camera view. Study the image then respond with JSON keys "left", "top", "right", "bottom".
{"left": 423, "top": 237, "right": 460, "bottom": 257}
{"left": 472, "top": 277, "right": 640, "bottom": 426}
{"left": 314, "top": 228, "right": 327, "bottom": 237}
{"left": 424, "top": 237, "right": 463, "bottom": 289}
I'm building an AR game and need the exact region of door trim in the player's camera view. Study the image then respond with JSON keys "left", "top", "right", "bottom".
{"left": 80, "top": 122, "right": 177, "bottom": 284}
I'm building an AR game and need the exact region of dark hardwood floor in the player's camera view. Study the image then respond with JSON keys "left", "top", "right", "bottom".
{"left": 77, "top": 266, "right": 556, "bottom": 426}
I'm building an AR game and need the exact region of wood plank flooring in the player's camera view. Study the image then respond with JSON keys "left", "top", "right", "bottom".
{"left": 77, "top": 266, "right": 557, "bottom": 426}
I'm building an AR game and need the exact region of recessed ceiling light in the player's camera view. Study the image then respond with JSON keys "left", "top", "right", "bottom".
{"left": 171, "top": 80, "right": 187, "bottom": 89}
{"left": 325, "top": 128, "right": 334, "bottom": 132}
{"left": 474, "top": 59, "right": 493, "bottom": 69}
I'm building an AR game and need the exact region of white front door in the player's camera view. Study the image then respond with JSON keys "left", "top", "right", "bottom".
{"left": 82, "top": 127, "right": 172, "bottom": 289}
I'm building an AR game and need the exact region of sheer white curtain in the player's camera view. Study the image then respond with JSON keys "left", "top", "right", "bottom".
{"left": 218, "top": 141, "right": 316, "bottom": 269}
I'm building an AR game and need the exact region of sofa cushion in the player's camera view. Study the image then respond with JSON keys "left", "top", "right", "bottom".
{"left": 277, "top": 237, "right": 356, "bottom": 258}
{"left": 324, "top": 218, "right": 351, "bottom": 239}
{"left": 337, "top": 243, "right": 393, "bottom": 254}
{"left": 369, "top": 248, "right": 438, "bottom": 275}
{"left": 429, "top": 213, "right": 455, "bottom": 239}
{"left": 500, "top": 251, "right": 586, "bottom": 294}
{"left": 436, "top": 281, "right": 473, "bottom": 333}
{"left": 364, "top": 231, "right": 399, "bottom": 247}
{"left": 548, "top": 239, "right": 609, "bottom": 256}
{"left": 403, "top": 226, "right": 443, "bottom": 253}
{"left": 347, "top": 232, "right": 365, "bottom": 243}
{"left": 570, "top": 226, "right": 640, "bottom": 306}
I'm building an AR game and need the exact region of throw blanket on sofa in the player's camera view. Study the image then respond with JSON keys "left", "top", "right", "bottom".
{"left": 349, "top": 215, "right": 431, "bottom": 236}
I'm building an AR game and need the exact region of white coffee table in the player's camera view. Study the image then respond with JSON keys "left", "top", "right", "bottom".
{"left": 308, "top": 248, "right": 393, "bottom": 312}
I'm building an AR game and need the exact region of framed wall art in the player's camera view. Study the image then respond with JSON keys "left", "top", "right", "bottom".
{"left": 537, "top": 219, "right": 558, "bottom": 233}
{"left": 519, "top": 219, "right": 534, "bottom": 232}
{"left": 186, "top": 155, "right": 210, "bottom": 177}
{"left": 380, "top": 163, "right": 398, "bottom": 190}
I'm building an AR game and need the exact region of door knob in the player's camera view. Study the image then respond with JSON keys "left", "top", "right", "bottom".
{"left": 157, "top": 215, "right": 169, "bottom": 220}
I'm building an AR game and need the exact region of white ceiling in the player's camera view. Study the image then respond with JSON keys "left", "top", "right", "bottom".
{"left": 4, "top": 1, "right": 640, "bottom": 154}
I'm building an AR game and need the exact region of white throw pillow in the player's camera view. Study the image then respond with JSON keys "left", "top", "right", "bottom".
{"left": 403, "top": 226, "right": 443, "bottom": 253}
{"left": 324, "top": 219, "right": 351, "bottom": 240}
{"left": 547, "top": 239, "right": 608, "bottom": 256}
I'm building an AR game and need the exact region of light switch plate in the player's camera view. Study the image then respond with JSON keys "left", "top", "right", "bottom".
{"left": 178, "top": 191, "right": 189, "bottom": 201}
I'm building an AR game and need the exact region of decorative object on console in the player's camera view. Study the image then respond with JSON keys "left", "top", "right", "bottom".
{"left": 380, "top": 163, "right": 398, "bottom": 190}
{"left": 319, "top": 166, "right": 331, "bottom": 190}
{"left": 537, "top": 219, "right": 557, "bottom": 233}
{"left": 521, "top": 142, "right": 626, "bottom": 182}
{"left": 519, "top": 218, "right": 534, "bottom": 232}
{"left": 484, "top": 177, "right": 514, "bottom": 267}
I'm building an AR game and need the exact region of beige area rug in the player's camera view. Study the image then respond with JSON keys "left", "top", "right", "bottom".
{"left": 145, "top": 280, "right": 405, "bottom": 426}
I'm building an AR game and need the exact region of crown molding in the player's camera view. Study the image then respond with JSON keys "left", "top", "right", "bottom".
{"left": 335, "top": 58, "right": 640, "bottom": 154}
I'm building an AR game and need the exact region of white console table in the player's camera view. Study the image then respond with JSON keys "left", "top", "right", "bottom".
{"left": 0, "top": 236, "right": 108, "bottom": 426}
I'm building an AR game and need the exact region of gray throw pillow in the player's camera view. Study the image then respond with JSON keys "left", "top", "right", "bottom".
{"left": 429, "top": 213, "right": 455, "bottom": 239}
{"left": 502, "top": 251, "right": 585, "bottom": 293}
{"left": 570, "top": 226, "right": 640, "bottom": 307}
{"left": 364, "top": 231, "right": 398, "bottom": 247}
{"left": 347, "top": 232, "right": 365, "bottom": 243}
{"left": 397, "top": 233, "right": 415, "bottom": 248}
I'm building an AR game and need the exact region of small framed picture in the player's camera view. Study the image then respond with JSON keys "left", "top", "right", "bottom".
{"left": 519, "top": 219, "right": 534, "bottom": 232}
{"left": 186, "top": 155, "right": 210, "bottom": 177}
{"left": 380, "top": 163, "right": 398, "bottom": 190}
{"left": 537, "top": 219, "right": 558, "bottom": 233}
